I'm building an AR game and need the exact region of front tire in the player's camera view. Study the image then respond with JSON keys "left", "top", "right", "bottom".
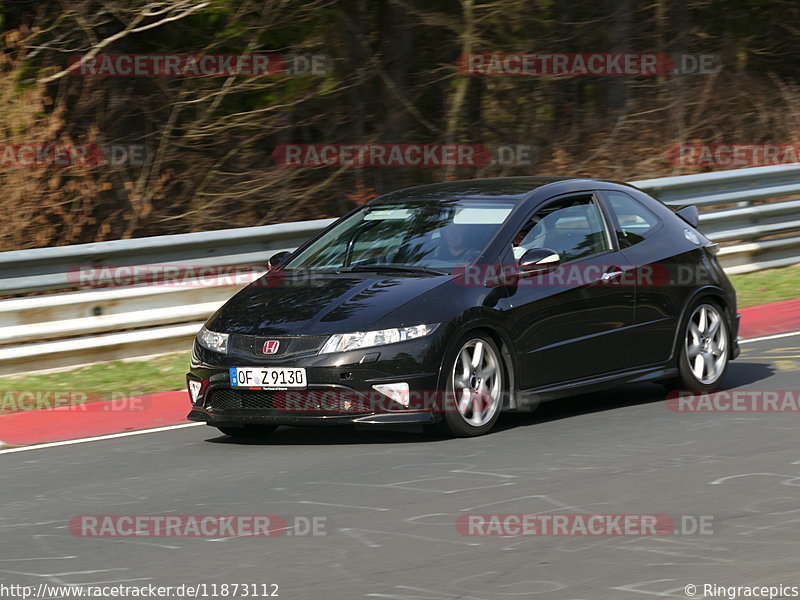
{"left": 673, "top": 301, "right": 730, "bottom": 391}
{"left": 441, "top": 334, "right": 505, "bottom": 437}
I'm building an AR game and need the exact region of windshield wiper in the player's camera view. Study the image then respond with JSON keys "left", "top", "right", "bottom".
{"left": 342, "top": 265, "right": 447, "bottom": 276}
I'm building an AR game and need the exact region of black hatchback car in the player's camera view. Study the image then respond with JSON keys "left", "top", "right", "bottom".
{"left": 187, "top": 177, "right": 739, "bottom": 437}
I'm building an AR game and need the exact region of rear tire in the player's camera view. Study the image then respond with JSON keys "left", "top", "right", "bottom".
{"left": 671, "top": 300, "right": 730, "bottom": 391}
{"left": 216, "top": 425, "right": 278, "bottom": 438}
{"left": 441, "top": 333, "right": 505, "bottom": 437}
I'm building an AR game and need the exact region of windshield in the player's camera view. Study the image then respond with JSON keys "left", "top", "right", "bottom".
{"left": 284, "top": 199, "right": 517, "bottom": 271}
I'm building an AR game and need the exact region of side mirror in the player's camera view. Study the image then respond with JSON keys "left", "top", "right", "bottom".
{"left": 268, "top": 251, "right": 291, "bottom": 268}
{"left": 519, "top": 248, "right": 560, "bottom": 276}
{"left": 675, "top": 205, "right": 699, "bottom": 228}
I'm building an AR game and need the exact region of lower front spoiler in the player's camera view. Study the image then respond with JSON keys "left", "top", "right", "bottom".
{"left": 187, "top": 408, "right": 437, "bottom": 428}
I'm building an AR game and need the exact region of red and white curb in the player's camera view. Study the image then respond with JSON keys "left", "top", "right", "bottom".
{"left": 0, "top": 390, "right": 193, "bottom": 449}
{"left": 738, "top": 298, "right": 800, "bottom": 339}
{"left": 0, "top": 423, "right": 203, "bottom": 455}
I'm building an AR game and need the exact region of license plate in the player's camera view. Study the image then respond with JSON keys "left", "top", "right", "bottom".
{"left": 229, "top": 367, "right": 307, "bottom": 389}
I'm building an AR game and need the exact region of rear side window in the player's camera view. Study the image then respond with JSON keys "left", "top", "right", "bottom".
{"left": 606, "top": 191, "right": 661, "bottom": 247}
{"left": 513, "top": 195, "right": 610, "bottom": 263}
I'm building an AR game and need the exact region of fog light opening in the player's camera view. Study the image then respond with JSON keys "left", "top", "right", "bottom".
{"left": 372, "top": 383, "right": 410, "bottom": 407}
{"left": 188, "top": 379, "right": 205, "bottom": 405}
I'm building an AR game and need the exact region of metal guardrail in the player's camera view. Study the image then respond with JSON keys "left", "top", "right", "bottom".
{"left": 634, "top": 164, "right": 800, "bottom": 207}
{"left": 0, "top": 218, "right": 336, "bottom": 296}
{"left": 0, "top": 165, "right": 798, "bottom": 375}
{"left": 635, "top": 164, "right": 800, "bottom": 273}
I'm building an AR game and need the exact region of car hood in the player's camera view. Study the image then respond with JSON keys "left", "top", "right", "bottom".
{"left": 206, "top": 271, "right": 452, "bottom": 336}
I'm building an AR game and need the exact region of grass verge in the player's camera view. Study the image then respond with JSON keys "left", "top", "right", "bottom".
{"left": 0, "top": 352, "right": 189, "bottom": 414}
{"left": 729, "top": 264, "right": 800, "bottom": 308}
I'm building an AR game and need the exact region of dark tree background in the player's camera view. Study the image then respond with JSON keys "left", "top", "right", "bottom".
{"left": 1, "top": 0, "right": 799, "bottom": 250}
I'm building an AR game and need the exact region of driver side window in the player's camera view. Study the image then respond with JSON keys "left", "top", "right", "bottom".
{"left": 513, "top": 195, "right": 610, "bottom": 263}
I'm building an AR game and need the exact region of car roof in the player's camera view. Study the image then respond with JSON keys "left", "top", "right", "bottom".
{"left": 369, "top": 176, "right": 636, "bottom": 204}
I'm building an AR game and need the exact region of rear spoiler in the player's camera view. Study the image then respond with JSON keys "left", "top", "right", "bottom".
{"left": 672, "top": 205, "right": 718, "bottom": 253}
{"left": 673, "top": 205, "right": 699, "bottom": 228}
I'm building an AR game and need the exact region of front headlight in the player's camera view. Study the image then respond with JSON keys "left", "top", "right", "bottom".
{"left": 196, "top": 326, "right": 229, "bottom": 353}
{"left": 319, "top": 324, "right": 439, "bottom": 355}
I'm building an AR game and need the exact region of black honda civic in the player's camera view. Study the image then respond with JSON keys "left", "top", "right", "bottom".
{"left": 187, "top": 176, "right": 739, "bottom": 437}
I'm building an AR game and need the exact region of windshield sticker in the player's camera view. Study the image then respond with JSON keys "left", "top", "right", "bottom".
{"left": 454, "top": 207, "right": 513, "bottom": 225}
{"left": 364, "top": 209, "right": 414, "bottom": 220}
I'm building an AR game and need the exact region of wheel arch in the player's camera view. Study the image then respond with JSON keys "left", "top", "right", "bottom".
{"left": 669, "top": 286, "right": 733, "bottom": 362}
{"left": 437, "top": 322, "right": 519, "bottom": 411}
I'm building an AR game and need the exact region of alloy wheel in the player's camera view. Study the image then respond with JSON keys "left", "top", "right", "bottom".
{"left": 451, "top": 338, "right": 503, "bottom": 427}
{"left": 685, "top": 304, "right": 728, "bottom": 385}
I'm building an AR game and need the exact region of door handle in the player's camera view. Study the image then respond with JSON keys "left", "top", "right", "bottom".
{"left": 601, "top": 268, "right": 623, "bottom": 283}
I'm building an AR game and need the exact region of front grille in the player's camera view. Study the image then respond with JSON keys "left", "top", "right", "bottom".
{"left": 205, "top": 388, "right": 373, "bottom": 414}
{"left": 207, "top": 388, "right": 277, "bottom": 410}
{"left": 227, "top": 334, "right": 328, "bottom": 359}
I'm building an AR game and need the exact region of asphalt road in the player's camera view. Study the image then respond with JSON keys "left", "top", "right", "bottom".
{"left": 1, "top": 333, "right": 799, "bottom": 600}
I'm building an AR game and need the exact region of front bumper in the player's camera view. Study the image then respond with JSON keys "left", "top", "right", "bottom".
{"left": 186, "top": 334, "right": 444, "bottom": 428}
{"left": 187, "top": 405, "right": 436, "bottom": 427}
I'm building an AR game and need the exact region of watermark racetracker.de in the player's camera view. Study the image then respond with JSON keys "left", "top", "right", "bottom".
{"left": 0, "top": 390, "right": 152, "bottom": 412}
{"left": 69, "top": 514, "right": 328, "bottom": 538}
{"left": 0, "top": 144, "right": 147, "bottom": 167}
{"left": 455, "top": 513, "right": 714, "bottom": 536}
{"left": 66, "top": 262, "right": 727, "bottom": 289}
{"left": 458, "top": 52, "right": 720, "bottom": 76}
{"left": 667, "top": 143, "right": 800, "bottom": 168}
{"left": 273, "top": 143, "right": 536, "bottom": 167}
{"left": 69, "top": 53, "right": 332, "bottom": 77}
{"left": 667, "top": 390, "right": 800, "bottom": 412}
